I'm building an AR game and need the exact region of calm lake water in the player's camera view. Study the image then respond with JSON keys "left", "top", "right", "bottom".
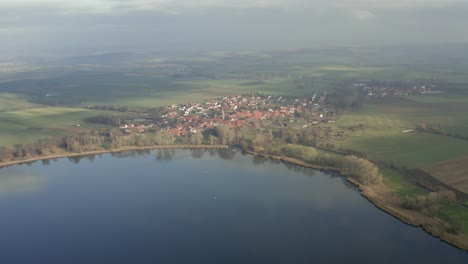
{"left": 0, "top": 149, "right": 466, "bottom": 264}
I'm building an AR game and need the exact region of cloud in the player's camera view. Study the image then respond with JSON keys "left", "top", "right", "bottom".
{"left": 1, "top": 0, "right": 287, "bottom": 14}
{"left": 331, "top": 0, "right": 467, "bottom": 9}
{"left": 351, "top": 9, "right": 376, "bottom": 21}
{"left": 1, "top": 0, "right": 466, "bottom": 19}
{"left": 2, "top": 0, "right": 464, "bottom": 14}
{"left": 1, "top": 0, "right": 468, "bottom": 56}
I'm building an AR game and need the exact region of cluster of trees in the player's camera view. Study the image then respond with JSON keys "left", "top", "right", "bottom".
{"left": 341, "top": 155, "right": 382, "bottom": 185}
{"left": 366, "top": 80, "right": 411, "bottom": 88}
{"left": 84, "top": 115, "right": 123, "bottom": 126}
{"left": 210, "top": 124, "right": 236, "bottom": 145}
{"left": 400, "top": 190, "right": 462, "bottom": 233}
{"left": 0, "top": 125, "right": 245, "bottom": 163}
{"left": 0, "top": 129, "right": 178, "bottom": 162}
{"left": 327, "top": 86, "right": 365, "bottom": 110}
{"left": 277, "top": 144, "right": 318, "bottom": 163}
{"left": 236, "top": 128, "right": 381, "bottom": 186}
{"left": 401, "top": 190, "right": 456, "bottom": 217}
{"left": 0, "top": 134, "right": 105, "bottom": 162}
{"left": 87, "top": 105, "right": 129, "bottom": 112}
{"left": 239, "top": 126, "right": 335, "bottom": 154}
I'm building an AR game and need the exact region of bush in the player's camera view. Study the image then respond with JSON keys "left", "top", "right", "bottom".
{"left": 445, "top": 216, "right": 463, "bottom": 234}
{"left": 343, "top": 155, "right": 382, "bottom": 185}
{"left": 280, "top": 144, "right": 318, "bottom": 162}
{"left": 400, "top": 190, "right": 457, "bottom": 219}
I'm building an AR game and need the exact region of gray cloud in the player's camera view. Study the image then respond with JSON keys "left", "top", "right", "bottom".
{"left": 351, "top": 9, "right": 376, "bottom": 21}
{"left": 1, "top": 0, "right": 468, "bottom": 57}
{"left": 3, "top": 0, "right": 466, "bottom": 13}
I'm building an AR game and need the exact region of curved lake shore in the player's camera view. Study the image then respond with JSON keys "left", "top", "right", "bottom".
{"left": 245, "top": 150, "right": 468, "bottom": 252}
{"left": 0, "top": 146, "right": 467, "bottom": 257}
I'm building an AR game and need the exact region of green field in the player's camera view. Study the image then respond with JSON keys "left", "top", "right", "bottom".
{"left": 0, "top": 107, "right": 108, "bottom": 146}
{"left": 3, "top": 46, "right": 468, "bottom": 110}
{"left": 335, "top": 96, "right": 468, "bottom": 168}
{"left": 381, "top": 167, "right": 428, "bottom": 197}
{"left": 2, "top": 48, "right": 468, "bottom": 159}
{"left": 336, "top": 131, "right": 468, "bottom": 168}
{"left": 3, "top": 47, "right": 467, "bottom": 243}
{"left": 0, "top": 93, "right": 38, "bottom": 112}
{"left": 338, "top": 96, "right": 468, "bottom": 136}
{"left": 1, "top": 47, "right": 467, "bottom": 238}
{"left": 439, "top": 204, "right": 468, "bottom": 235}
{"left": 0, "top": 71, "right": 311, "bottom": 109}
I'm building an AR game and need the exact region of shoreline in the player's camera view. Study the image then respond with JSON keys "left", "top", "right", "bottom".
{"left": 0, "top": 145, "right": 466, "bottom": 252}
{"left": 0, "top": 144, "right": 228, "bottom": 169}
{"left": 245, "top": 150, "right": 468, "bottom": 252}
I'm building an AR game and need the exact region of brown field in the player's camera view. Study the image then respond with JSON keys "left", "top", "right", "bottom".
{"left": 422, "top": 156, "right": 468, "bottom": 195}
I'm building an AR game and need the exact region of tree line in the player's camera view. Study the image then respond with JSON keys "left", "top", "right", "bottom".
{"left": 87, "top": 105, "right": 129, "bottom": 112}
{"left": 401, "top": 190, "right": 462, "bottom": 234}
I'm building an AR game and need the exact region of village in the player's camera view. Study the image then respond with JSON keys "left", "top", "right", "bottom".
{"left": 118, "top": 93, "right": 336, "bottom": 137}
{"left": 355, "top": 83, "right": 444, "bottom": 98}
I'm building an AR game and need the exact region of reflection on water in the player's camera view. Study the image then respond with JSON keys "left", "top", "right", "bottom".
{"left": 190, "top": 149, "right": 205, "bottom": 159}
{"left": 282, "top": 160, "right": 315, "bottom": 175}
{"left": 0, "top": 149, "right": 466, "bottom": 264}
{"left": 252, "top": 154, "right": 268, "bottom": 165}
{"left": 218, "top": 148, "right": 236, "bottom": 160}
{"left": 0, "top": 149, "right": 345, "bottom": 199}
{"left": 155, "top": 149, "right": 176, "bottom": 160}
{"left": 207, "top": 149, "right": 216, "bottom": 156}
{"left": 0, "top": 172, "right": 47, "bottom": 196}
{"left": 111, "top": 149, "right": 152, "bottom": 159}
{"left": 68, "top": 156, "right": 85, "bottom": 164}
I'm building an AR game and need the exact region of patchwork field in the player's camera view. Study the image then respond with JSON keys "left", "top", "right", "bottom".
{"left": 0, "top": 71, "right": 316, "bottom": 109}
{"left": 423, "top": 156, "right": 468, "bottom": 195}
{"left": 336, "top": 131, "right": 468, "bottom": 168}
{"left": 0, "top": 107, "right": 109, "bottom": 146}
{"left": 339, "top": 96, "right": 468, "bottom": 136}
{"left": 1, "top": 48, "right": 468, "bottom": 241}
{"left": 335, "top": 96, "right": 468, "bottom": 168}
{"left": 334, "top": 93, "right": 468, "bottom": 216}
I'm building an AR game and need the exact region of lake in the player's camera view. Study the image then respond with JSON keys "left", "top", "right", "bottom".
{"left": 0, "top": 149, "right": 466, "bottom": 263}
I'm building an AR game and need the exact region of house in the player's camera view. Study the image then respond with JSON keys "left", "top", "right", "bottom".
{"left": 136, "top": 125, "right": 145, "bottom": 133}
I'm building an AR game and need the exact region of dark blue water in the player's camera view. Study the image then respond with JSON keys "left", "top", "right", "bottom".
{"left": 0, "top": 149, "right": 466, "bottom": 264}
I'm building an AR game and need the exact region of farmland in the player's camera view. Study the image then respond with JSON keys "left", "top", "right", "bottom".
{"left": 0, "top": 47, "right": 468, "bottom": 243}
{"left": 380, "top": 167, "right": 428, "bottom": 198}
{"left": 1, "top": 47, "right": 468, "bottom": 197}
{"left": 335, "top": 95, "right": 468, "bottom": 168}
{"left": 439, "top": 204, "right": 468, "bottom": 235}
{"left": 7, "top": 47, "right": 468, "bottom": 110}
{"left": 0, "top": 93, "right": 38, "bottom": 112}
{"left": 423, "top": 156, "right": 468, "bottom": 195}
{"left": 0, "top": 107, "right": 108, "bottom": 146}
{"left": 335, "top": 128, "right": 468, "bottom": 169}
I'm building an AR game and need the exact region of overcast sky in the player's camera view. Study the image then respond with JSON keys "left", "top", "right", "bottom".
{"left": 2, "top": 0, "right": 468, "bottom": 57}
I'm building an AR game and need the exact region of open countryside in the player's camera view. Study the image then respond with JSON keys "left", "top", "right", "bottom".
{"left": 3, "top": 0, "right": 468, "bottom": 262}
{"left": 1, "top": 26, "right": 468, "bottom": 263}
